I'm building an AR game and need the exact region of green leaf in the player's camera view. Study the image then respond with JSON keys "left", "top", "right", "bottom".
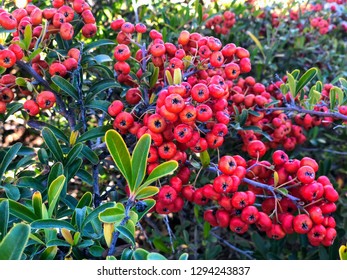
{"left": 133, "top": 248, "right": 149, "bottom": 260}
{"left": 147, "top": 252, "right": 167, "bottom": 260}
{"left": 276, "top": 188, "right": 288, "bottom": 196}
{"left": 330, "top": 89, "right": 337, "bottom": 110}
{"left": 84, "top": 39, "right": 116, "bottom": 52}
{"left": 0, "top": 200, "right": 9, "bottom": 242}
{"left": 339, "top": 78, "right": 347, "bottom": 90}
{"left": 48, "top": 175, "right": 66, "bottom": 217}
{"left": 135, "top": 186, "right": 158, "bottom": 200}
{"left": 64, "top": 143, "right": 83, "bottom": 167}
{"left": 46, "top": 239, "right": 71, "bottom": 247}
{"left": 76, "top": 169, "right": 93, "bottom": 185}
{"left": 85, "top": 100, "right": 111, "bottom": 115}
{"left": 200, "top": 150, "right": 210, "bottom": 168}
{"left": 81, "top": 202, "right": 116, "bottom": 230}
{"left": 139, "top": 160, "right": 178, "bottom": 190}
{"left": 149, "top": 66, "right": 159, "bottom": 88}
{"left": 81, "top": 145, "right": 99, "bottom": 165}
{"left": 291, "top": 69, "right": 300, "bottom": 79}
{"left": 339, "top": 244, "right": 347, "bottom": 260}
{"left": 179, "top": 253, "right": 189, "bottom": 260}
{"left": 131, "top": 134, "right": 151, "bottom": 191}
{"left": 22, "top": 24, "right": 32, "bottom": 50}
{"left": 39, "top": 246, "right": 57, "bottom": 260}
{"left": 330, "top": 86, "right": 344, "bottom": 106}
{"left": 87, "top": 64, "right": 114, "bottom": 79}
{"left": 246, "top": 31, "right": 265, "bottom": 59}
{"left": 51, "top": 75, "right": 79, "bottom": 100}
{"left": 197, "top": 3, "right": 203, "bottom": 24}
{"left": 0, "top": 223, "right": 30, "bottom": 260}
{"left": 1, "top": 184, "right": 20, "bottom": 201}
{"left": 32, "top": 191, "right": 43, "bottom": 219}
{"left": 86, "top": 79, "right": 122, "bottom": 103}
{"left": 48, "top": 162, "right": 64, "bottom": 188}
{"left": 65, "top": 158, "right": 82, "bottom": 180}
{"left": 77, "top": 125, "right": 112, "bottom": 143}
{"left": 3, "top": 102, "right": 23, "bottom": 121}
{"left": 94, "top": 54, "right": 113, "bottom": 63}
{"left": 42, "top": 128, "right": 64, "bottom": 162}
{"left": 8, "top": 199, "right": 38, "bottom": 222}
{"left": 118, "top": 221, "right": 135, "bottom": 246}
{"left": 105, "top": 130, "right": 132, "bottom": 187}
{"left": 0, "top": 142, "right": 22, "bottom": 183}
{"left": 121, "top": 248, "right": 133, "bottom": 260}
{"left": 296, "top": 68, "right": 318, "bottom": 95}
{"left": 286, "top": 72, "right": 296, "bottom": 97}
{"left": 98, "top": 207, "right": 125, "bottom": 224}
{"left": 31, "top": 219, "right": 76, "bottom": 232}
{"left": 76, "top": 192, "right": 93, "bottom": 208}
{"left": 131, "top": 199, "right": 156, "bottom": 221}
{"left": 27, "top": 121, "right": 69, "bottom": 144}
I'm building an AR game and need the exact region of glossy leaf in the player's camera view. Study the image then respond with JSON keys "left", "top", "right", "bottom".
{"left": 86, "top": 79, "right": 122, "bottom": 103}
{"left": 105, "top": 130, "right": 132, "bottom": 186}
{"left": 42, "top": 128, "right": 64, "bottom": 162}
{"left": 0, "top": 142, "right": 22, "bottom": 183}
{"left": 103, "top": 223, "right": 114, "bottom": 248}
{"left": 81, "top": 145, "right": 99, "bottom": 165}
{"left": 47, "top": 162, "right": 64, "bottom": 188}
{"left": 147, "top": 252, "right": 167, "bottom": 260}
{"left": 286, "top": 72, "right": 296, "bottom": 97}
{"left": 135, "top": 186, "right": 159, "bottom": 200}
{"left": 296, "top": 67, "right": 318, "bottom": 94}
{"left": 98, "top": 206, "right": 125, "bottom": 224}
{"left": 0, "top": 200, "right": 9, "bottom": 242}
{"left": 39, "top": 246, "right": 57, "bottom": 260}
{"left": 84, "top": 39, "right": 116, "bottom": 52}
{"left": 32, "top": 191, "right": 43, "bottom": 219}
{"left": 131, "top": 199, "right": 156, "bottom": 221}
{"left": 0, "top": 223, "right": 30, "bottom": 260}
{"left": 77, "top": 125, "right": 112, "bottom": 143}
{"left": 200, "top": 150, "right": 210, "bottom": 168}
{"left": 85, "top": 100, "right": 111, "bottom": 115}
{"left": 118, "top": 220, "right": 135, "bottom": 246}
{"left": 131, "top": 134, "right": 151, "bottom": 191}
{"left": 138, "top": 160, "right": 178, "bottom": 190}
{"left": 8, "top": 199, "right": 38, "bottom": 222}
{"left": 339, "top": 244, "right": 347, "bottom": 260}
{"left": 64, "top": 143, "right": 83, "bottom": 167}
{"left": 133, "top": 248, "right": 149, "bottom": 260}
{"left": 51, "top": 75, "right": 79, "bottom": 100}
{"left": 48, "top": 175, "right": 66, "bottom": 217}
{"left": 31, "top": 219, "right": 76, "bottom": 232}
{"left": 179, "top": 253, "right": 189, "bottom": 260}
{"left": 81, "top": 202, "right": 115, "bottom": 230}
{"left": 149, "top": 66, "right": 159, "bottom": 88}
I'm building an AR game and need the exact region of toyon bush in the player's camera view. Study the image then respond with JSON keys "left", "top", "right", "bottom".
{"left": 0, "top": 0, "right": 346, "bottom": 260}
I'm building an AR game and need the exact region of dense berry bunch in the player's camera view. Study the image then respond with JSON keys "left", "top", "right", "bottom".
{"left": 0, "top": 0, "right": 96, "bottom": 115}
{"left": 201, "top": 150, "right": 339, "bottom": 247}
{"left": 204, "top": 11, "right": 236, "bottom": 35}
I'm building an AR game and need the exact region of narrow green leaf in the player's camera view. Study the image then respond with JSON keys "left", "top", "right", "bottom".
{"left": 139, "top": 160, "right": 178, "bottom": 190}
{"left": 65, "top": 158, "right": 82, "bottom": 180}
{"left": 64, "top": 143, "right": 83, "bottom": 167}
{"left": 81, "top": 202, "right": 116, "bottom": 230}
{"left": 197, "top": 4, "right": 203, "bottom": 24}
{"left": 131, "top": 199, "right": 156, "bottom": 221}
{"left": 291, "top": 69, "right": 300, "bottom": 79}
{"left": 0, "top": 142, "right": 22, "bottom": 183}
{"left": 51, "top": 75, "right": 79, "bottom": 100}
{"left": 118, "top": 221, "right": 135, "bottom": 246}
{"left": 135, "top": 186, "right": 158, "bottom": 200}
{"left": 0, "top": 223, "right": 30, "bottom": 260}
{"left": 76, "top": 169, "right": 93, "bottom": 185}
{"left": 48, "top": 175, "right": 66, "bottom": 217}
{"left": 200, "top": 150, "right": 210, "bottom": 168}
{"left": 3, "top": 102, "right": 23, "bottom": 121}
{"left": 86, "top": 79, "right": 122, "bottom": 103}
{"left": 330, "top": 86, "right": 344, "bottom": 106}
{"left": 42, "top": 128, "right": 64, "bottom": 162}
{"left": 32, "top": 191, "right": 43, "bottom": 219}
{"left": 46, "top": 239, "right": 71, "bottom": 247}
{"left": 149, "top": 66, "right": 159, "bottom": 88}
{"left": 339, "top": 78, "right": 347, "bottom": 90}
{"left": 0, "top": 200, "right": 9, "bottom": 242}
{"left": 296, "top": 67, "right": 318, "bottom": 94}
{"left": 286, "top": 72, "right": 296, "bottom": 97}
{"left": 8, "top": 199, "right": 38, "bottom": 222}
{"left": 31, "top": 219, "right": 76, "bottom": 232}
{"left": 105, "top": 130, "right": 132, "bottom": 187}
{"left": 131, "top": 134, "right": 151, "bottom": 191}
{"left": 246, "top": 31, "right": 265, "bottom": 59}
{"left": 121, "top": 248, "right": 133, "bottom": 260}
{"left": 23, "top": 24, "right": 32, "bottom": 50}
{"left": 84, "top": 39, "right": 116, "bottom": 52}
{"left": 94, "top": 54, "right": 113, "bottom": 63}
{"left": 47, "top": 162, "right": 64, "bottom": 188}
{"left": 81, "top": 145, "right": 99, "bottom": 165}
{"left": 179, "top": 253, "right": 189, "bottom": 260}
{"left": 85, "top": 100, "right": 111, "bottom": 115}
{"left": 77, "top": 125, "right": 112, "bottom": 143}
{"left": 76, "top": 192, "right": 93, "bottom": 208}
{"left": 1, "top": 185, "right": 20, "bottom": 201}
{"left": 27, "top": 120, "right": 69, "bottom": 144}
{"left": 330, "top": 89, "right": 337, "bottom": 110}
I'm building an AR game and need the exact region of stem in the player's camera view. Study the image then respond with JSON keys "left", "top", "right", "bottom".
{"left": 209, "top": 230, "right": 254, "bottom": 260}
{"left": 163, "top": 215, "right": 175, "bottom": 254}
{"left": 131, "top": 0, "right": 140, "bottom": 23}
{"left": 108, "top": 198, "right": 135, "bottom": 256}
{"left": 92, "top": 164, "right": 101, "bottom": 207}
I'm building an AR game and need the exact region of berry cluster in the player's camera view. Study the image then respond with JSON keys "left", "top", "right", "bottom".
{"left": 0, "top": 1, "right": 96, "bottom": 115}
{"left": 310, "top": 17, "right": 331, "bottom": 35}
{"left": 204, "top": 11, "right": 236, "bottom": 35}
{"left": 201, "top": 149, "right": 338, "bottom": 247}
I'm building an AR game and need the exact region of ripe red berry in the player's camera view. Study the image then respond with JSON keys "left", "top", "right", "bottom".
{"left": 293, "top": 214, "right": 313, "bottom": 234}
{"left": 255, "top": 212, "right": 272, "bottom": 232}
{"left": 174, "top": 124, "right": 193, "bottom": 143}
{"left": 241, "top": 206, "right": 259, "bottom": 224}
{"left": 23, "top": 100, "right": 40, "bottom": 116}
{"left": 0, "top": 50, "right": 16, "bottom": 68}
{"left": 158, "top": 185, "right": 177, "bottom": 204}
{"left": 231, "top": 191, "right": 249, "bottom": 209}
{"left": 0, "top": 101, "right": 6, "bottom": 114}
{"left": 297, "top": 166, "right": 315, "bottom": 184}
{"left": 247, "top": 140, "right": 266, "bottom": 158}
{"left": 216, "top": 210, "right": 230, "bottom": 228}
{"left": 229, "top": 216, "right": 249, "bottom": 234}
{"left": 108, "top": 100, "right": 124, "bottom": 117}
{"left": 158, "top": 142, "right": 177, "bottom": 160}
{"left": 218, "top": 155, "right": 237, "bottom": 175}
{"left": 113, "top": 111, "right": 134, "bottom": 130}
{"left": 36, "top": 91, "right": 56, "bottom": 109}
{"left": 114, "top": 44, "right": 131, "bottom": 61}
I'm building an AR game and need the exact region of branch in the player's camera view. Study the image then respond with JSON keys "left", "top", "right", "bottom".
{"left": 107, "top": 198, "right": 135, "bottom": 256}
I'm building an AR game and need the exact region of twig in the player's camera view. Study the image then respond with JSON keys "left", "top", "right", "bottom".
{"left": 108, "top": 198, "right": 135, "bottom": 256}
{"left": 209, "top": 230, "right": 254, "bottom": 260}
{"left": 163, "top": 215, "right": 175, "bottom": 254}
